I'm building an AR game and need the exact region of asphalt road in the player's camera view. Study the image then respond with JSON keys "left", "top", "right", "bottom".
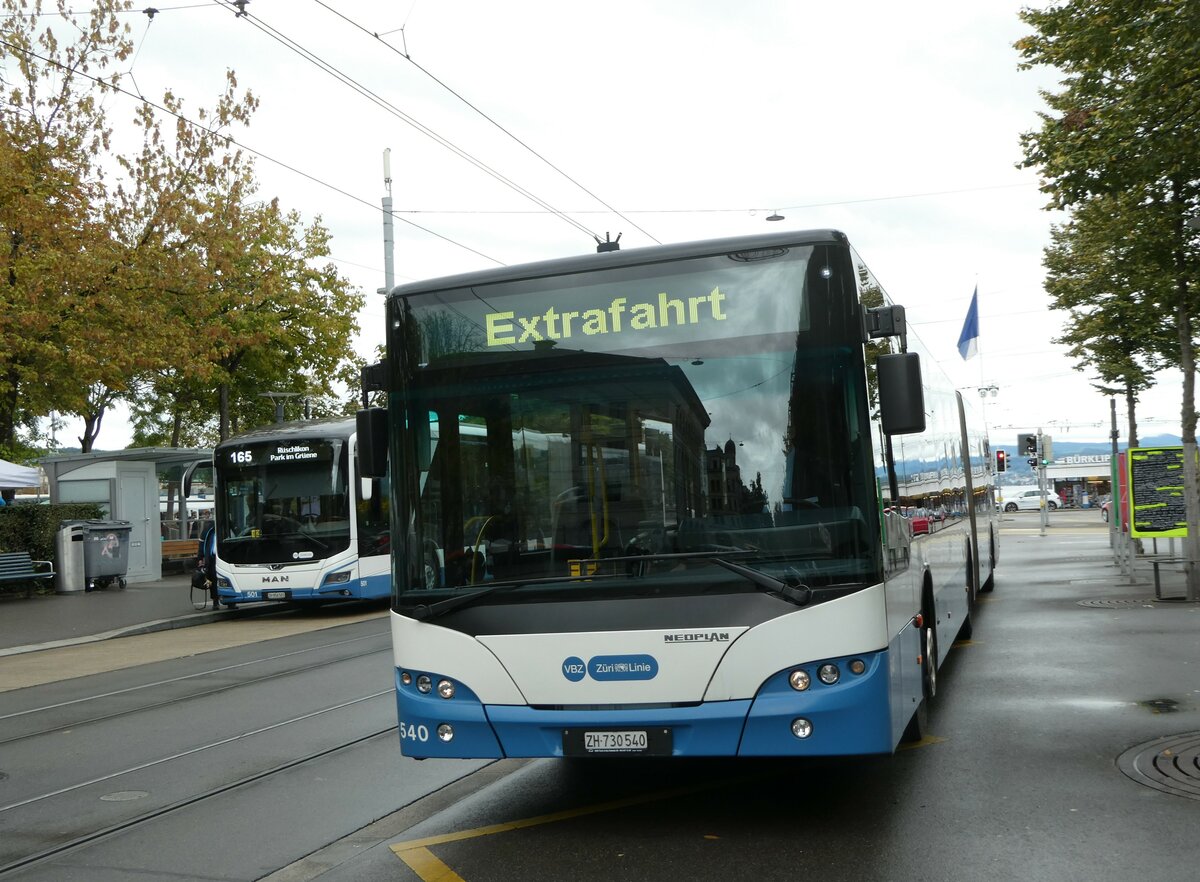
{"left": 3, "top": 510, "right": 1198, "bottom": 882}
{"left": 274, "top": 510, "right": 1200, "bottom": 882}
{"left": 0, "top": 615, "right": 488, "bottom": 881}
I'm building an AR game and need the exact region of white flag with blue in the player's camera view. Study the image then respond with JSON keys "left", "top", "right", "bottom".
{"left": 957, "top": 286, "right": 979, "bottom": 360}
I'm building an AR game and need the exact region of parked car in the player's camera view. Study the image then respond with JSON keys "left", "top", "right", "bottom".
{"left": 1001, "top": 489, "right": 1064, "bottom": 512}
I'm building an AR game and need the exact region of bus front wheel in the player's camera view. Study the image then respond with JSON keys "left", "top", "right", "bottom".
{"left": 922, "top": 617, "right": 938, "bottom": 701}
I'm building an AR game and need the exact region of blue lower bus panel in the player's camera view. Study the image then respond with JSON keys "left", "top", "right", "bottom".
{"left": 396, "top": 650, "right": 895, "bottom": 759}
{"left": 737, "top": 652, "right": 894, "bottom": 755}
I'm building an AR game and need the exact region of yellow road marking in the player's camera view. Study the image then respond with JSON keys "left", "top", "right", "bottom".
{"left": 396, "top": 847, "right": 467, "bottom": 882}
{"left": 390, "top": 723, "right": 947, "bottom": 877}
{"left": 390, "top": 776, "right": 754, "bottom": 877}
{"left": 899, "top": 734, "right": 946, "bottom": 751}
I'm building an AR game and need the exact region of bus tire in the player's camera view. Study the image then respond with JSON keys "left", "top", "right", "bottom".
{"left": 921, "top": 598, "right": 938, "bottom": 702}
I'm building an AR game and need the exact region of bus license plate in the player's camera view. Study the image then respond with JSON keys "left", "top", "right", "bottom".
{"left": 264, "top": 590, "right": 290, "bottom": 600}
{"left": 563, "top": 728, "right": 671, "bottom": 756}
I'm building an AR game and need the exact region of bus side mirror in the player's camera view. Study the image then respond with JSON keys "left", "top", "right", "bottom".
{"left": 877, "top": 352, "right": 926, "bottom": 435}
{"left": 357, "top": 407, "right": 388, "bottom": 478}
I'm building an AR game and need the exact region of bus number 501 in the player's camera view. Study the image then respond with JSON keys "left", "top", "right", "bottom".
{"left": 400, "top": 722, "right": 429, "bottom": 742}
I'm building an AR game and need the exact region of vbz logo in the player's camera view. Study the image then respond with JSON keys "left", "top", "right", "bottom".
{"left": 562, "top": 656, "right": 586, "bottom": 682}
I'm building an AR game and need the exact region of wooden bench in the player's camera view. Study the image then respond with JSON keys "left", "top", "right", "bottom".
{"left": 0, "top": 551, "right": 56, "bottom": 598}
{"left": 162, "top": 538, "right": 200, "bottom": 564}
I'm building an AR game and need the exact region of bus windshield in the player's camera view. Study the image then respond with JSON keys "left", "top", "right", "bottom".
{"left": 393, "top": 241, "right": 882, "bottom": 605}
{"left": 214, "top": 438, "right": 352, "bottom": 564}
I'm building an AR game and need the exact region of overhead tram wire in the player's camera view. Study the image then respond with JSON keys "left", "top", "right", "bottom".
{"left": 0, "top": 3, "right": 215, "bottom": 19}
{"left": 372, "top": 180, "right": 1032, "bottom": 219}
{"left": 310, "top": 0, "right": 661, "bottom": 246}
{"left": 213, "top": 0, "right": 602, "bottom": 245}
{"left": 0, "top": 38, "right": 503, "bottom": 267}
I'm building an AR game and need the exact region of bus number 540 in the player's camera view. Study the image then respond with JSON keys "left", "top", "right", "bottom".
{"left": 400, "top": 722, "right": 429, "bottom": 742}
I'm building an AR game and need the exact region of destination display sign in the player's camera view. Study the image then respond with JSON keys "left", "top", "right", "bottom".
{"left": 223, "top": 440, "right": 335, "bottom": 468}
{"left": 410, "top": 246, "right": 814, "bottom": 358}
{"left": 485, "top": 288, "right": 728, "bottom": 347}
{"left": 1128, "top": 446, "right": 1188, "bottom": 538}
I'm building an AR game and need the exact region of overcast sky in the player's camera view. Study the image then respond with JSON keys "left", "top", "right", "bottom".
{"left": 47, "top": 0, "right": 1186, "bottom": 448}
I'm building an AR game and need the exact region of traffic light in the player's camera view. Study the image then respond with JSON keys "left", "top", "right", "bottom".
{"left": 1027, "top": 457, "right": 1038, "bottom": 468}
{"left": 1019, "top": 433, "right": 1037, "bottom": 455}
{"left": 996, "top": 450, "right": 1007, "bottom": 472}
{"left": 1040, "top": 435, "right": 1053, "bottom": 465}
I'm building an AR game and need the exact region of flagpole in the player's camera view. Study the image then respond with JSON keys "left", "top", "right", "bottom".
{"left": 977, "top": 283, "right": 987, "bottom": 398}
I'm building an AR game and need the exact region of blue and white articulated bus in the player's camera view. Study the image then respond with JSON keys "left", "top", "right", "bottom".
{"left": 358, "top": 229, "right": 997, "bottom": 758}
{"left": 211, "top": 417, "right": 390, "bottom": 607}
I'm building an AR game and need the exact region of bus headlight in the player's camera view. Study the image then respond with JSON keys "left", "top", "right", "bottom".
{"left": 416, "top": 675, "right": 432, "bottom": 694}
{"left": 437, "top": 679, "right": 455, "bottom": 699}
{"left": 818, "top": 664, "right": 840, "bottom": 685}
{"left": 437, "top": 724, "right": 454, "bottom": 742}
{"left": 791, "top": 718, "right": 813, "bottom": 739}
{"left": 325, "top": 570, "right": 352, "bottom": 584}
{"left": 789, "top": 669, "right": 811, "bottom": 691}
{"left": 849, "top": 659, "right": 866, "bottom": 676}
{"left": 217, "top": 576, "right": 232, "bottom": 588}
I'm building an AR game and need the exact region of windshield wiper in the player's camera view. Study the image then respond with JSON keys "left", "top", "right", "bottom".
{"left": 410, "top": 552, "right": 814, "bottom": 622}
{"left": 408, "top": 573, "right": 623, "bottom": 622}
{"left": 592, "top": 551, "right": 812, "bottom": 606}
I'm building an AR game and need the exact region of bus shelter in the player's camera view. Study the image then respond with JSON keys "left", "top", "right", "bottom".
{"left": 41, "top": 448, "right": 213, "bottom": 582}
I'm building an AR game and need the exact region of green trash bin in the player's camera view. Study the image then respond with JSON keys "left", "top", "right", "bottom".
{"left": 81, "top": 520, "right": 132, "bottom": 591}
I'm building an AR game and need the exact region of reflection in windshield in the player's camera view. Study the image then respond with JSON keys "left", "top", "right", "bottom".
{"left": 394, "top": 243, "right": 881, "bottom": 602}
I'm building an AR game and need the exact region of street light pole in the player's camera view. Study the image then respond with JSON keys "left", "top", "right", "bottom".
{"left": 381, "top": 148, "right": 395, "bottom": 295}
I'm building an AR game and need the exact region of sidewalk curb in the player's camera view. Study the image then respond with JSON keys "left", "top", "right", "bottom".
{"left": 0, "top": 603, "right": 286, "bottom": 658}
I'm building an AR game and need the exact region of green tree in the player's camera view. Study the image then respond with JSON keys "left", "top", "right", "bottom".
{"left": 1041, "top": 193, "right": 1176, "bottom": 444}
{"left": 1018, "top": 0, "right": 1200, "bottom": 597}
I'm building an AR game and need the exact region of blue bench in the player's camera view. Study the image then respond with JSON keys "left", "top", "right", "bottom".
{"left": 0, "top": 551, "right": 56, "bottom": 598}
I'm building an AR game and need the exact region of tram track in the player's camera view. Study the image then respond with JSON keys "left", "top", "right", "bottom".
{"left": 0, "top": 627, "right": 390, "bottom": 745}
{"left": 0, "top": 721, "right": 399, "bottom": 877}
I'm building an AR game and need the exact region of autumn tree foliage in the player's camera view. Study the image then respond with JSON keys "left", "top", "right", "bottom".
{"left": 0, "top": 0, "right": 363, "bottom": 459}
